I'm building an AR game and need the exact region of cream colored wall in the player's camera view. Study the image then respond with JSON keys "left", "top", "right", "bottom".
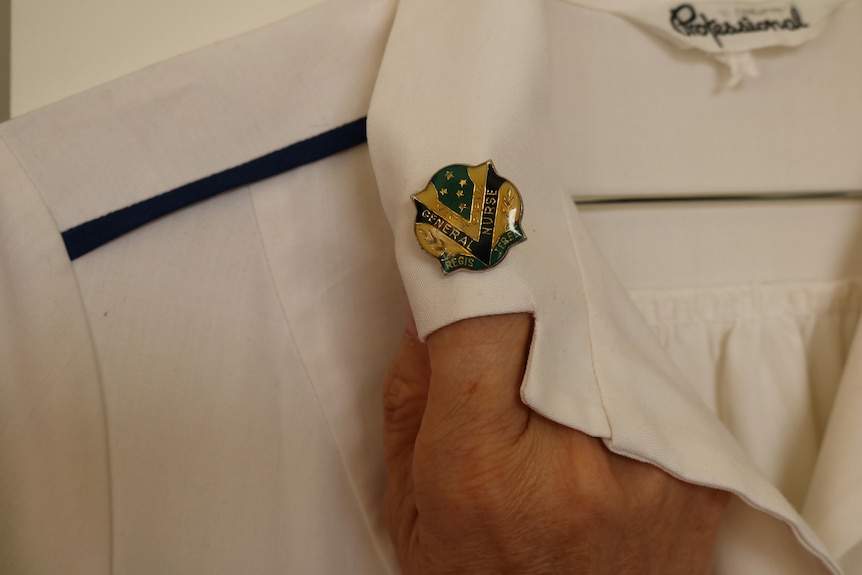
{"left": 10, "top": 0, "right": 328, "bottom": 117}
{"left": 0, "top": 0, "right": 9, "bottom": 121}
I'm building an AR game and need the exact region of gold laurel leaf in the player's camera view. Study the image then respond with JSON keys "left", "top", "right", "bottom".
{"left": 419, "top": 226, "right": 446, "bottom": 253}
{"left": 429, "top": 228, "right": 446, "bottom": 251}
{"left": 503, "top": 188, "right": 515, "bottom": 210}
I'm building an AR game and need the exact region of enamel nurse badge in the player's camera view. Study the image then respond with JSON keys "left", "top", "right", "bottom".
{"left": 412, "top": 161, "right": 526, "bottom": 274}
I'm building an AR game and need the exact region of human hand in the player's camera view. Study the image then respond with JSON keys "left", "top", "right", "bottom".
{"left": 382, "top": 312, "right": 729, "bottom": 574}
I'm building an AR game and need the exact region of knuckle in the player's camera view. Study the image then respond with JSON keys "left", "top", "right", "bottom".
{"left": 699, "top": 486, "right": 732, "bottom": 521}
{"left": 382, "top": 374, "right": 426, "bottom": 429}
{"left": 414, "top": 440, "right": 516, "bottom": 517}
{"left": 553, "top": 467, "right": 628, "bottom": 531}
{"left": 576, "top": 488, "right": 627, "bottom": 530}
{"left": 634, "top": 462, "right": 674, "bottom": 506}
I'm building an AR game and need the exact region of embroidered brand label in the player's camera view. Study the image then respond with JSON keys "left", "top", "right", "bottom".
{"left": 669, "top": 3, "right": 809, "bottom": 48}
{"left": 558, "top": 0, "right": 847, "bottom": 85}
{"left": 559, "top": 0, "right": 847, "bottom": 54}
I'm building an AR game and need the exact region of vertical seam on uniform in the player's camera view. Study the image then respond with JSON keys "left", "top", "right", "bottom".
{"left": 0, "top": 130, "right": 116, "bottom": 573}
{"left": 563, "top": 197, "right": 613, "bottom": 436}
{"left": 246, "top": 183, "right": 395, "bottom": 574}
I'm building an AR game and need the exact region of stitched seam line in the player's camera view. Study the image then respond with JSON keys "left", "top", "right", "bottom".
{"left": 0, "top": 129, "right": 116, "bottom": 573}
{"left": 246, "top": 180, "right": 394, "bottom": 573}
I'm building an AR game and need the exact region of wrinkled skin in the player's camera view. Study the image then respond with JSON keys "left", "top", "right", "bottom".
{"left": 382, "top": 313, "right": 729, "bottom": 575}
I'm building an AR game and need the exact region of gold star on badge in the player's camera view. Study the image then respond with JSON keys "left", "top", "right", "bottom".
{"left": 456, "top": 190, "right": 464, "bottom": 197}
{"left": 445, "top": 171, "right": 454, "bottom": 180}
{"left": 440, "top": 188, "right": 448, "bottom": 195}
{"left": 459, "top": 179, "right": 467, "bottom": 186}
{"left": 459, "top": 203, "right": 467, "bottom": 211}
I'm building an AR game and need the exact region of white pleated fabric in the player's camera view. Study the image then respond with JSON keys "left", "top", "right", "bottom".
{"left": 368, "top": 1, "right": 862, "bottom": 573}
{"left": 583, "top": 200, "right": 862, "bottom": 572}
{"left": 1, "top": 0, "right": 861, "bottom": 573}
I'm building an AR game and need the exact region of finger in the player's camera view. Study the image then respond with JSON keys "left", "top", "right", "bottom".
{"left": 424, "top": 313, "right": 533, "bottom": 442}
{"left": 382, "top": 308, "right": 431, "bottom": 479}
{"left": 381, "top": 308, "right": 431, "bottom": 551}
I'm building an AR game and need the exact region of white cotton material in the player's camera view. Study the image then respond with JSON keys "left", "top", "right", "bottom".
{"left": 369, "top": 0, "right": 862, "bottom": 573}
{"left": 0, "top": 134, "right": 111, "bottom": 575}
{"left": 557, "top": 0, "right": 850, "bottom": 85}
{"left": 561, "top": 0, "right": 848, "bottom": 53}
{"left": 0, "top": 0, "right": 861, "bottom": 573}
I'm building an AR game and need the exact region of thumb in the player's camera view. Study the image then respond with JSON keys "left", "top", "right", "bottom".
{"left": 424, "top": 313, "right": 533, "bottom": 443}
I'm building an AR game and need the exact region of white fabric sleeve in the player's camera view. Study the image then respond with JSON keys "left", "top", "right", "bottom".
{"left": 368, "top": 0, "right": 610, "bottom": 437}
{"left": 366, "top": 1, "right": 842, "bottom": 573}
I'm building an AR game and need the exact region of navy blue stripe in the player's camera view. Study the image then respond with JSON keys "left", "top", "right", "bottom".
{"left": 62, "top": 117, "right": 368, "bottom": 260}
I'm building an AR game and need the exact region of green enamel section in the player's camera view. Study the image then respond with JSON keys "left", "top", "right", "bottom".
{"left": 489, "top": 226, "right": 526, "bottom": 266}
{"left": 440, "top": 253, "right": 487, "bottom": 273}
{"left": 431, "top": 164, "right": 474, "bottom": 219}
{"left": 439, "top": 224, "right": 526, "bottom": 273}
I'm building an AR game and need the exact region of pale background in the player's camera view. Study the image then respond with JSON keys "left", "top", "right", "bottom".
{"left": 2, "top": 0, "right": 329, "bottom": 120}
{"left": 0, "top": 1, "right": 9, "bottom": 120}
